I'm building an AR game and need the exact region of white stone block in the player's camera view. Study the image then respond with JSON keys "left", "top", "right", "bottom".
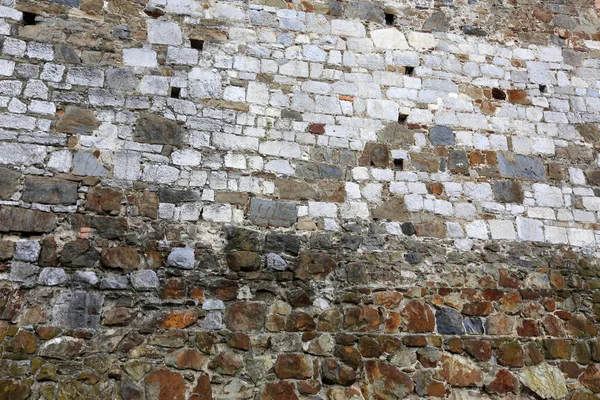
{"left": 308, "top": 201, "right": 338, "bottom": 218}
{"left": 203, "top": 203, "right": 232, "bottom": 223}
{"left": 341, "top": 201, "right": 369, "bottom": 219}
{"left": 489, "top": 220, "right": 516, "bottom": 240}
{"left": 516, "top": 217, "right": 544, "bottom": 242}
{"left": 147, "top": 20, "right": 183, "bottom": 46}
{"left": 466, "top": 220, "right": 488, "bottom": 239}
{"left": 567, "top": 228, "right": 595, "bottom": 247}
{"left": 407, "top": 32, "right": 437, "bottom": 50}
{"left": 370, "top": 28, "right": 408, "bottom": 50}
{"left": 123, "top": 48, "right": 158, "bottom": 68}
{"left": 533, "top": 183, "right": 563, "bottom": 207}
{"left": 545, "top": 226, "right": 568, "bottom": 244}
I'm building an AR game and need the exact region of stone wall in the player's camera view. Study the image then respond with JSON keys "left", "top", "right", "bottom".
{"left": 1, "top": 0, "right": 600, "bottom": 398}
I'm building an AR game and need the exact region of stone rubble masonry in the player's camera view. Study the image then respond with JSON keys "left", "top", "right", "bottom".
{"left": 0, "top": 0, "right": 599, "bottom": 398}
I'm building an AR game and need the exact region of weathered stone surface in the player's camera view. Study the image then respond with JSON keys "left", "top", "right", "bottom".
{"left": 295, "top": 252, "right": 336, "bottom": 280}
{"left": 167, "top": 248, "right": 195, "bottom": 269}
{"left": 372, "top": 198, "right": 408, "bottom": 221}
{"left": 22, "top": 178, "right": 77, "bottom": 204}
{"left": 55, "top": 106, "right": 99, "bottom": 134}
{"left": 62, "top": 240, "right": 100, "bottom": 268}
{"left": 486, "top": 369, "right": 519, "bottom": 394}
{"left": 364, "top": 360, "right": 414, "bottom": 399}
{"left": 87, "top": 187, "right": 122, "bottom": 214}
{"left": 576, "top": 123, "right": 600, "bottom": 143}
{"left": 165, "top": 348, "right": 207, "bottom": 371}
{"left": 134, "top": 113, "right": 183, "bottom": 147}
{"left": 145, "top": 369, "right": 185, "bottom": 400}
{"left": 156, "top": 311, "right": 198, "bottom": 329}
{"left": 0, "top": 379, "right": 31, "bottom": 400}
{"left": 101, "top": 247, "right": 141, "bottom": 270}
{"left": 38, "top": 267, "right": 68, "bottom": 286}
{"left": 52, "top": 291, "right": 104, "bottom": 329}
{"left": 131, "top": 269, "right": 159, "bottom": 290}
{"left": 248, "top": 198, "right": 297, "bottom": 227}
{"left": 224, "top": 302, "right": 266, "bottom": 331}
{"left": 497, "top": 153, "right": 545, "bottom": 180}
{"left": 159, "top": 188, "right": 202, "bottom": 203}
{"left": 321, "top": 359, "right": 357, "bottom": 386}
{"left": 263, "top": 381, "right": 299, "bottom": 400}
{"left": 359, "top": 143, "right": 390, "bottom": 168}
{"left": 429, "top": 125, "right": 455, "bottom": 145}
{"left": 519, "top": 363, "right": 567, "bottom": 399}
{"left": 275, "top": 354, "right": 313, "bottom": 379}
{"left": 579, "top": 364, "right": 600, "bottom": 393}
{"left": 436, "top": 307, "right": 465, "bottom": 335}
{"left": 0, "top": 167, "right": 20, "bottom": 200}
{"left": 68, "top": 214, "right": 129, "bottom": 239}
{"left": 72, "top": 151, "right": 109, "bottom": 177}
{"left": 402, "top": 300, "right": 435, "bottom": 332}
{"left": 226, "top": 251, "right": 261, "bottom": 272}
{"left": 39, "top": 337, "right": 86, "bottom": 360}
{"left": 441, "top": 354, "right": 484, "bottom": 387}
{"left": 492, "top": 180, "right": 524, "bottom": 203}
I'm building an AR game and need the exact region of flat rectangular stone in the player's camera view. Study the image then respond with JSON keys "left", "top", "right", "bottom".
{"left": 0, "top": 206, "right": 57, "bottom": 233}
{"left": 23, "top": 178, "right": 78, "bottom": 205}
{"left": 497, "top": 152, "right": 546, "bottom": 180}
{"left": 248, "top": 198, "right": 297, "bottom": 227}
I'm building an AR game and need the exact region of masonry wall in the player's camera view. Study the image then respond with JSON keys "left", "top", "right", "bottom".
{"left": 1, "top": 0, "right": 600, "bottom": 399}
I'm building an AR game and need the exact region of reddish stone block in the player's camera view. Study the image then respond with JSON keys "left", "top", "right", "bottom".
{"left": 227, "top": 332, "right": 250, "bottom": 351}
{"left": 403, "top": 335, "right": 428, "bottom": 347}
{"left": 580, "top": 364, "right": 600, "bottom": 393}
{"left": 316, "top": 308, "right": 342, "bottom": 331}
{"left": 517, "top": 319, "right": 541, "bottom": 337}
{"left": 144, "top": 370, "right": 185, "bottom": 400}
{"left": 401, "top": 300, "right": 435, "bottom": 333}
{"left": 486, "top": 369, "right": 519, "bottom": 394}
{"left": 263, "top": 381, "right": 299, "bottom": 400}
{"left": 297, "top": 380, "right": 321, "bottom": 395}
{"left": 358, "top": 336, "right": 383, "bottom": 358}
{"left": 462, "top": 301, "right": 493, "bottom": 316}
{"left": 464, "top": 340, "right": 492, "bottom": 362}
{"left": 363, "top": 360, "right": 414, "bottom": 399}
{"left": 321, "top": 359, "right": 357, "bottom": 386}
{"left": 165, "top": 348, "right": 208, "bottom": 371}
{"left": 343, "top": 306, "right": 381, "bottom": 332}
{"left": 334, "top": 345, "right": 362, "bottom": 369}
{"left": 440, "top": 354, "right": 484, "bottom": 387}
{"left": 274, "top": 354, "right": 313, "bottom": 379}
{"left": 224, "top": 302, "right": 266, "bottom": 331}
{"left": 374, "top": 291, "right": 403, "bottom": 308}
{"left": 308, "top": 123, "right": 325, "bottom": 135}
{"left": 190, "top": 375, "right": 212, "bottom": 400}
{"left": 285, "top": 311, "right": 316, "bottom": 332}
{"left": 156, "top": 311, "right": 198, "bottom": 329}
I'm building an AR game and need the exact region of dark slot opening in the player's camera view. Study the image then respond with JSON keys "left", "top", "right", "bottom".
{"left": 385, "top": 13, "right": 395, "bottom": 25}
{"left": 539, "top": 84, "right": 547, "bottom": 93}
{"left": 398, "top": 113, "right": 408, "bottom": 124}
{"left": 23, "top": 12, "right": 37, "bottom": 25}
{"left": 190, "top": 39, "right": 204, "bottom": 51}
{"left": 404, "top": 66, "right": 415, "bottom": 76}
{"left": 170, "top": 87, "right": 181, "bottom": 99}
{"left": 394, "top": 159, "right": 404, "bottom": 170}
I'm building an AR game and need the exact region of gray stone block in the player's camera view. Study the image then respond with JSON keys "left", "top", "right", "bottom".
{"left": 167, "top": 248, "right": 195, "bottom": 269}
{"left": 14, "top": 240, "right": 41, "bottom": 262}
{"left": 497, "top": 153, "right": 545, "bottom": 180}
{"left": 492, "top": 180, "right": 524, "bottom": 203}
{"left": 429, "top": 125, "right": 455, "bottom": 145}
{"left": 22, "top": 178, "right": 78, "bottom": 204}
{"left": 131, "top": 269, "right": 159, "bottom": 291}
{"left": 52, "top": 291, "right": 104, "bottom": 329}
{"left": 436, "top": 307, "right": 465, "bottom": 335}
{"left": 9, "top": 261, "right": 39, "bottom": 283}
{"left": 100, "top": 276, "right": 129, "bottom": 290}
{"left": 72, "top": 151, "right": 109, "bottom": 177}
{"left": 248, "top": 198, "right": 297, "bottom": 228}
{"left": 38, "top": 268, "right": 68, "bottom": 286}
{"left": 158, "top": 188, "right": 202, "bottom": 203}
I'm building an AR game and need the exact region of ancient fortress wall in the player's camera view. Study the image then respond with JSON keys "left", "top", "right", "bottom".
{"left": 1, "top": 0, "right": 600, "bottom": 398}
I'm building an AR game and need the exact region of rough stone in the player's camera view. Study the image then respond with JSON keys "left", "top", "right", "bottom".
{"left": 519, "top": 363, "right": 568, "bottom": 399}
{"left": 248, "top": 198, "right": 297, "bottom": 227}
{"left": 429, "top": 125, "right": 455, "bottom": 145}
{"left": 436, "top": 307, "right": 465, "bottom": 335}
{"left": 134, "top": 113, "right": 184, "bottom": 147}
{"left": 0, "top": 167, "right": 20, "bottom": 200}
{"left": 62, "top": 240, "right": 100, "bottom": 268}
{"left": 22, "top": 178, "right": 78, "bottom": 205}
{"left": 72, "top": 151, "right": 109, "bottom": 177}
{"left": 55, "top": 106, "right": 99, "bottom": 134}
{"left": 167, "top": 248, "right": 195, "bottom": 269}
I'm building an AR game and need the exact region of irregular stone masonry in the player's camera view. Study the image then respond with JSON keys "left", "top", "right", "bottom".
{"left": 0, "top": 0, "right": 600, "bottom": 398}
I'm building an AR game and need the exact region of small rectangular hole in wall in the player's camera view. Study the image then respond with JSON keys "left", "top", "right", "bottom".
{"left": 23, "top": 12, "right": 37, "bottom": 25}
{"left": 394, "top": 159, "right": 404, "bottom": 170}
{"left": 404, "top": 66, "right": 415, "bottom": 76}
{"left": 385, "top": 13, "right": 395, "bottom": 25}
{"left": 170, "top": 87, "right": 181, "bottom": 99}
{"left": 539, "top": 84, "right": 547, "bottom": 93}
{"left": 398, "top": 113, "right": 408, "bottom": 124}
{"left": 190, "top": 39, "right": 204, "bottom": 51}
